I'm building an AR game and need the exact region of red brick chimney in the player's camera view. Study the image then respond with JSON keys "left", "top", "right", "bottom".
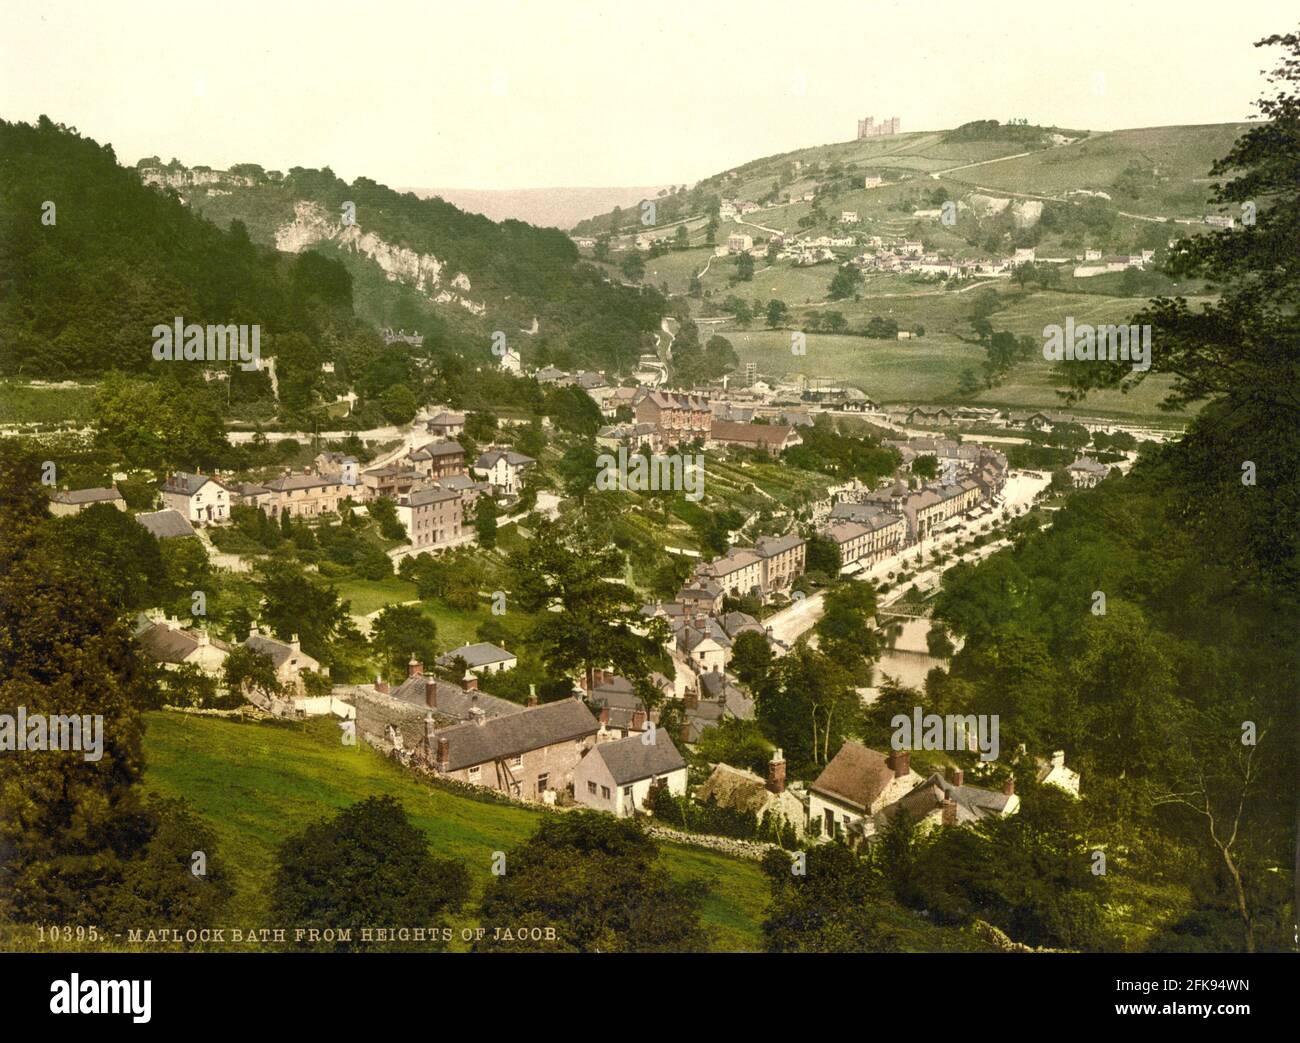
{"left": 941, "top": 798, "right": 958, "bottom": 827}
{"left": 684, "top": 688, "right": 699, "bottom": 710}
{"left": 598, "top": 707, "right": 610, "bottom": 728}
{"left": 947, "top": 766, "right": 964, "bottom": 787}
{"left": 408, "top": 657, "right": 422, "bottom": 678}
{"left": 375, "top": 676, "right": 390, "bottom": 695}
{"left": 887, "top": 749, "right": 910, "bottom": 778}
{"left": 425, "top": 679, "right": 437, "bottom": 709}
{"left": 631, "top": 708, "right": 647, "bottom": 731}
{"left": 436, "top": 736, "right": 449, "bottom": 771}
{"left": 767, "top": 748, "right": 787, "bottom": 795}
{"left": 1002, "top": 777, "right": 1016, "bottom": 796}
{"left": 465, "top": 675, "right": 478, "bottom": 692}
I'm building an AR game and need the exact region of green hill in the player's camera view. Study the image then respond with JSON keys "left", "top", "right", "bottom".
{"left": 140, "top": 710, "right": 994, "bottom": 953}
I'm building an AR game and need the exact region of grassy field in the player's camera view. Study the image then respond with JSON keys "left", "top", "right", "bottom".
{"left": 0, "top": 382, "right": 97, "bottom": 425}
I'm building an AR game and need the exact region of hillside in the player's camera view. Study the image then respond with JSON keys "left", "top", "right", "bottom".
{"left": 141, "top": 711, "right": 995, "bottom": 953}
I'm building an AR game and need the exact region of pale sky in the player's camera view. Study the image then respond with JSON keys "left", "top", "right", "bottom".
{"left": 1, "top": 0, "right": 1292, "bottom": 190}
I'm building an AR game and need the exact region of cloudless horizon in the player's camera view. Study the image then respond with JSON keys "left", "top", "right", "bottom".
{"left": 2, "top": 0, "right": 1293, "bottom": 191}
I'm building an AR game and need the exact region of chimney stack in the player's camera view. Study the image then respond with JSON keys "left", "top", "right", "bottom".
{"left": 941, "top": 798, "right": 958, "bottom": 827}
{"left": 887, "top": 749, "right": 910, "bottom": 778}
{"left": 598, "top": 707, "right": 610, "bottom": 728}
{"left": 1051, "top": 750, "right": 1066, "bottom": 769}
{"left": 1002, "top": 777, "right": 1016, "bottom": 796}
{"left": 289, "top": 633, "right": 300, "bottom": 652}
{"left": 947, "top": 766, "right": 964, "bottom": 787}
{"left": 684, "top": 688, "right": 699, "bottom": 710}
{"left": 408, "top": 657, "right": 423, "bottom": 678}
{"left": 465, "top": 675, "right": 478, "bottom": 692}
{"left": 767, "top": 748, "right": 787, "bottom": 795}
{"left": 425, "top": 678, "right": 437, "bottom": 709}
{"left": 436, "top": 736, "right": 449, "bottom": 771}
{"left": 631, "top": 708, "right": 647, "bottom": 731}
{"left": 375, "top": 675, "right": 390, "bottom": 695}
{"left": 527, "top": 684, "right": 538, "bottom": 707}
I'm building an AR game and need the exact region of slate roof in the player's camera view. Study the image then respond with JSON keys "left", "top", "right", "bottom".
{"left": 435, "top": 698, "right": 599, "bottom": 771}
{"left": 388, "top": 675, "right": 521, "bottom": 721}
{"left": 134, "top": 509, "right": 196, "bottom": 539}
{"left": 755, "top": 533, "right": 805, "bottom": 558}
{"left": 883, "top": 772, "right": 1015, "bottom": 825}
{"left": 410, "top": 440, "right": 464, "bottom": 459}
{"left": 404, "top": 486, "right": 460, "bottom": 507}
{"left": 264, "top": 473, "right": 338, "bottom": 492}
{"left": 591, "top": 731, "right": 685, "bottom": 786}
{"left": 436, "top": 642, "right": 515, "bottom": 669}
{"left": 245, "top": 633, "right": 299, "bottom": 669}
{"left": 135, "top": 622, "right": 231, "bottom": 664}
{"left": 162, "top": 472, "right": 220, "bottom": 497}
{"left": 50, "top": 485, "right": 123, "bottom": 506}
{"left": 474, "top": 449, "right": 536, "bottom": 470}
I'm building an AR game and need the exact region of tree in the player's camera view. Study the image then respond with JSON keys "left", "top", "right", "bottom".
{"left": 366, "top": 494, "right": 407, "bottom": 541}
{"left": 370, "top": 603, "right": 438, "bottom": 681}
{"left": 756, "top": 646, "right": 861, "bottom": 770}
{"left": 621, "top": 251, "right": 646, "bottom": 282}
{"left": 380, "top": 383, "right": 418, "bottom": 425}
{"left": 760, "top": 843, "right": 900, "bottom": 952}
{"left": 911, "top": 454, "right": 938, "bottom": 480}
{"left": 222, "top": 645, "right": 282, "bottom": 703}
{"left": 766, "top": 299, "right": 788, "bottom": 327}
{"left": 828, "top": 265, "right": 863, "bottom": 300}
{"left": 269, "top": 797, "right": 469, "bottom": 951}
{"left": 731, "top": 629, "right": 773, "bottom": 688}
{"left": 473, "top": 494, "right": 499, "bottom": 548}
{"left": 0, "top": 445, "right": 155, "bottom": 925}
{"left": 557, "top": 443, "right": 599, "bottom": 502}
{"left": 734, "top": 252, "right": 754, "bottom": 281}
{"left": 803, "top": 532, "right": 842, "bottom": 576}
{"left": 508, "top": 516, "right": 665, "bottom": 692}
{"left": 474, "top": 813, "right": 707, "bottom": 952}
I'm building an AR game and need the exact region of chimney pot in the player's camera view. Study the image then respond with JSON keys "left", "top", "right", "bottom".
{"left": 598, "top": 707, "right": 610, "bottom": 727}
{"left": 947, "top": 766, "right": 964, "bottom": 787}
{"left": 1003, "top": 777, "right": 1016, "bottom": 796}
{"left": 436, "top": 735, "right": 449, "bottom": 770}
{"left": 527, "top": 684, "right": 538, "bottom": 707}
{"left": 465, "top": 675, "right": 478, "bottom": 692}
{"left": 425, "top": 678, "right": 437, "bottom": 708}
{"left": 888, "top": 749, "right": 910, "bottom": 778}
{"left": 408, "top": 656, "right": 423, "bottom": 678}
{"left": 631, "top": 708, "right": 647, "bottom": 731}
{"left": 941, "top": 798, "right": 958, "bottom": 828}
{"left": 375, "top": 678, "right": 390, "bottom": 695}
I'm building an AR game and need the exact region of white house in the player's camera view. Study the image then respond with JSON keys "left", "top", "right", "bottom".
{"left": 808, "top": 742, "right": 920, "bottom": 841}
{"left": 436, "top": 642, "right": 518, "bottom": 676}
{"left": 472, "top": 448, "right": 536, "bottom": 496}
{"left": 574, "top": 731, "right": 687, "bottom": 817}
{"left": 1036, "top": 750, "right": 1081, "bottom": 797}
{"left": 160, "top": 472, "right": 231, "bottom": 525}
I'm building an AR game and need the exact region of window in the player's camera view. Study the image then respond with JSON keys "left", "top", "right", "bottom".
{"left": 622, "top": 786, "right": 633, "bottom": 803}
{"left": 601, "top": 786, "right": 611, "bottom": 799}
{"left": 468, "top": 766, "right": 481, "bottom": 782}
{"left": 509, "top": 755, "right": 523, "bottom": 769}
{"left": 537, "top": 773, "right": 548, "bottom": 794}
{"left": 587, "top": 781, "right": 597, "bottom": 795}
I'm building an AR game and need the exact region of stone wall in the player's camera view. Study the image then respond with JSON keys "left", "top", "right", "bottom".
{"left": 353, "top": 687, "right": 454, "bottom": 761}
{"left": 645, "top": 824, "right": 777, "bottom": 861}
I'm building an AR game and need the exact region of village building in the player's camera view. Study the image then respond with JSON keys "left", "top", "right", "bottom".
{"left": 431, "top": 697, "right": 600, "bottom": 802}
{"left": 1067, "top": 456, "right": 1110, "bottom": 488}
{"left": 573, "top": 731, "right": 687, "bottom": 817}
{"left": 708, "top": 419, "right": 801, "bottom": 457}
{"left": 435, "top": 642, "right": 517, "bottom": 676}
{"left": 133, "top": 614, "right": 231, "bottom": 675}
{"left": 264, "top": 472, "right": 351, "bottom": 519}
{"left": 1036, "top": 751, "right": 1082, "bottom": 797}
{"left": 808, "top": 743, "right": 922, "bottom": 841}
{"left": 754, "top": 533, "right": 806, "bottom": 593}
{"left": 395, "top": 486, "right": 464, "bottom": 548}
{"left": 426, "top": 411, "right": 466, "bottom": 438}
{"left": 407, "top": 440, "right": 466, "bottom": 479}
{"left": 361, "top": 465, "right": 424, "bottom": 502}
{"left": 244, "top": 625, "right": 325, "bottom": 696}
{"left": 134, "top": 509, "right": 197, "bottom": 540}
{"left": 161, "top": 472, "right": 231, "bottom": 525}
{"left": 879, "top": 767, "right": 1020, "bottom": 832}
{"left": 314, "top": 452, "right": 359, "bottom": 485}
{"left": 48, "top": 485, "right": 127, "bottom": 517}
{"left": 635, "top": 391, "right": 713, "bottom": 447}
{"left": 472, "top": 448, "right": 536, "bottom": 496}
{"left": 695, "top": 749, "right": 807, "bottom": 837}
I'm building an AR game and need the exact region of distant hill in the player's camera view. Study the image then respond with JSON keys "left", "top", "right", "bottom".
{"left": 402, "top": 186, "right": 674, "bottom": 230}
